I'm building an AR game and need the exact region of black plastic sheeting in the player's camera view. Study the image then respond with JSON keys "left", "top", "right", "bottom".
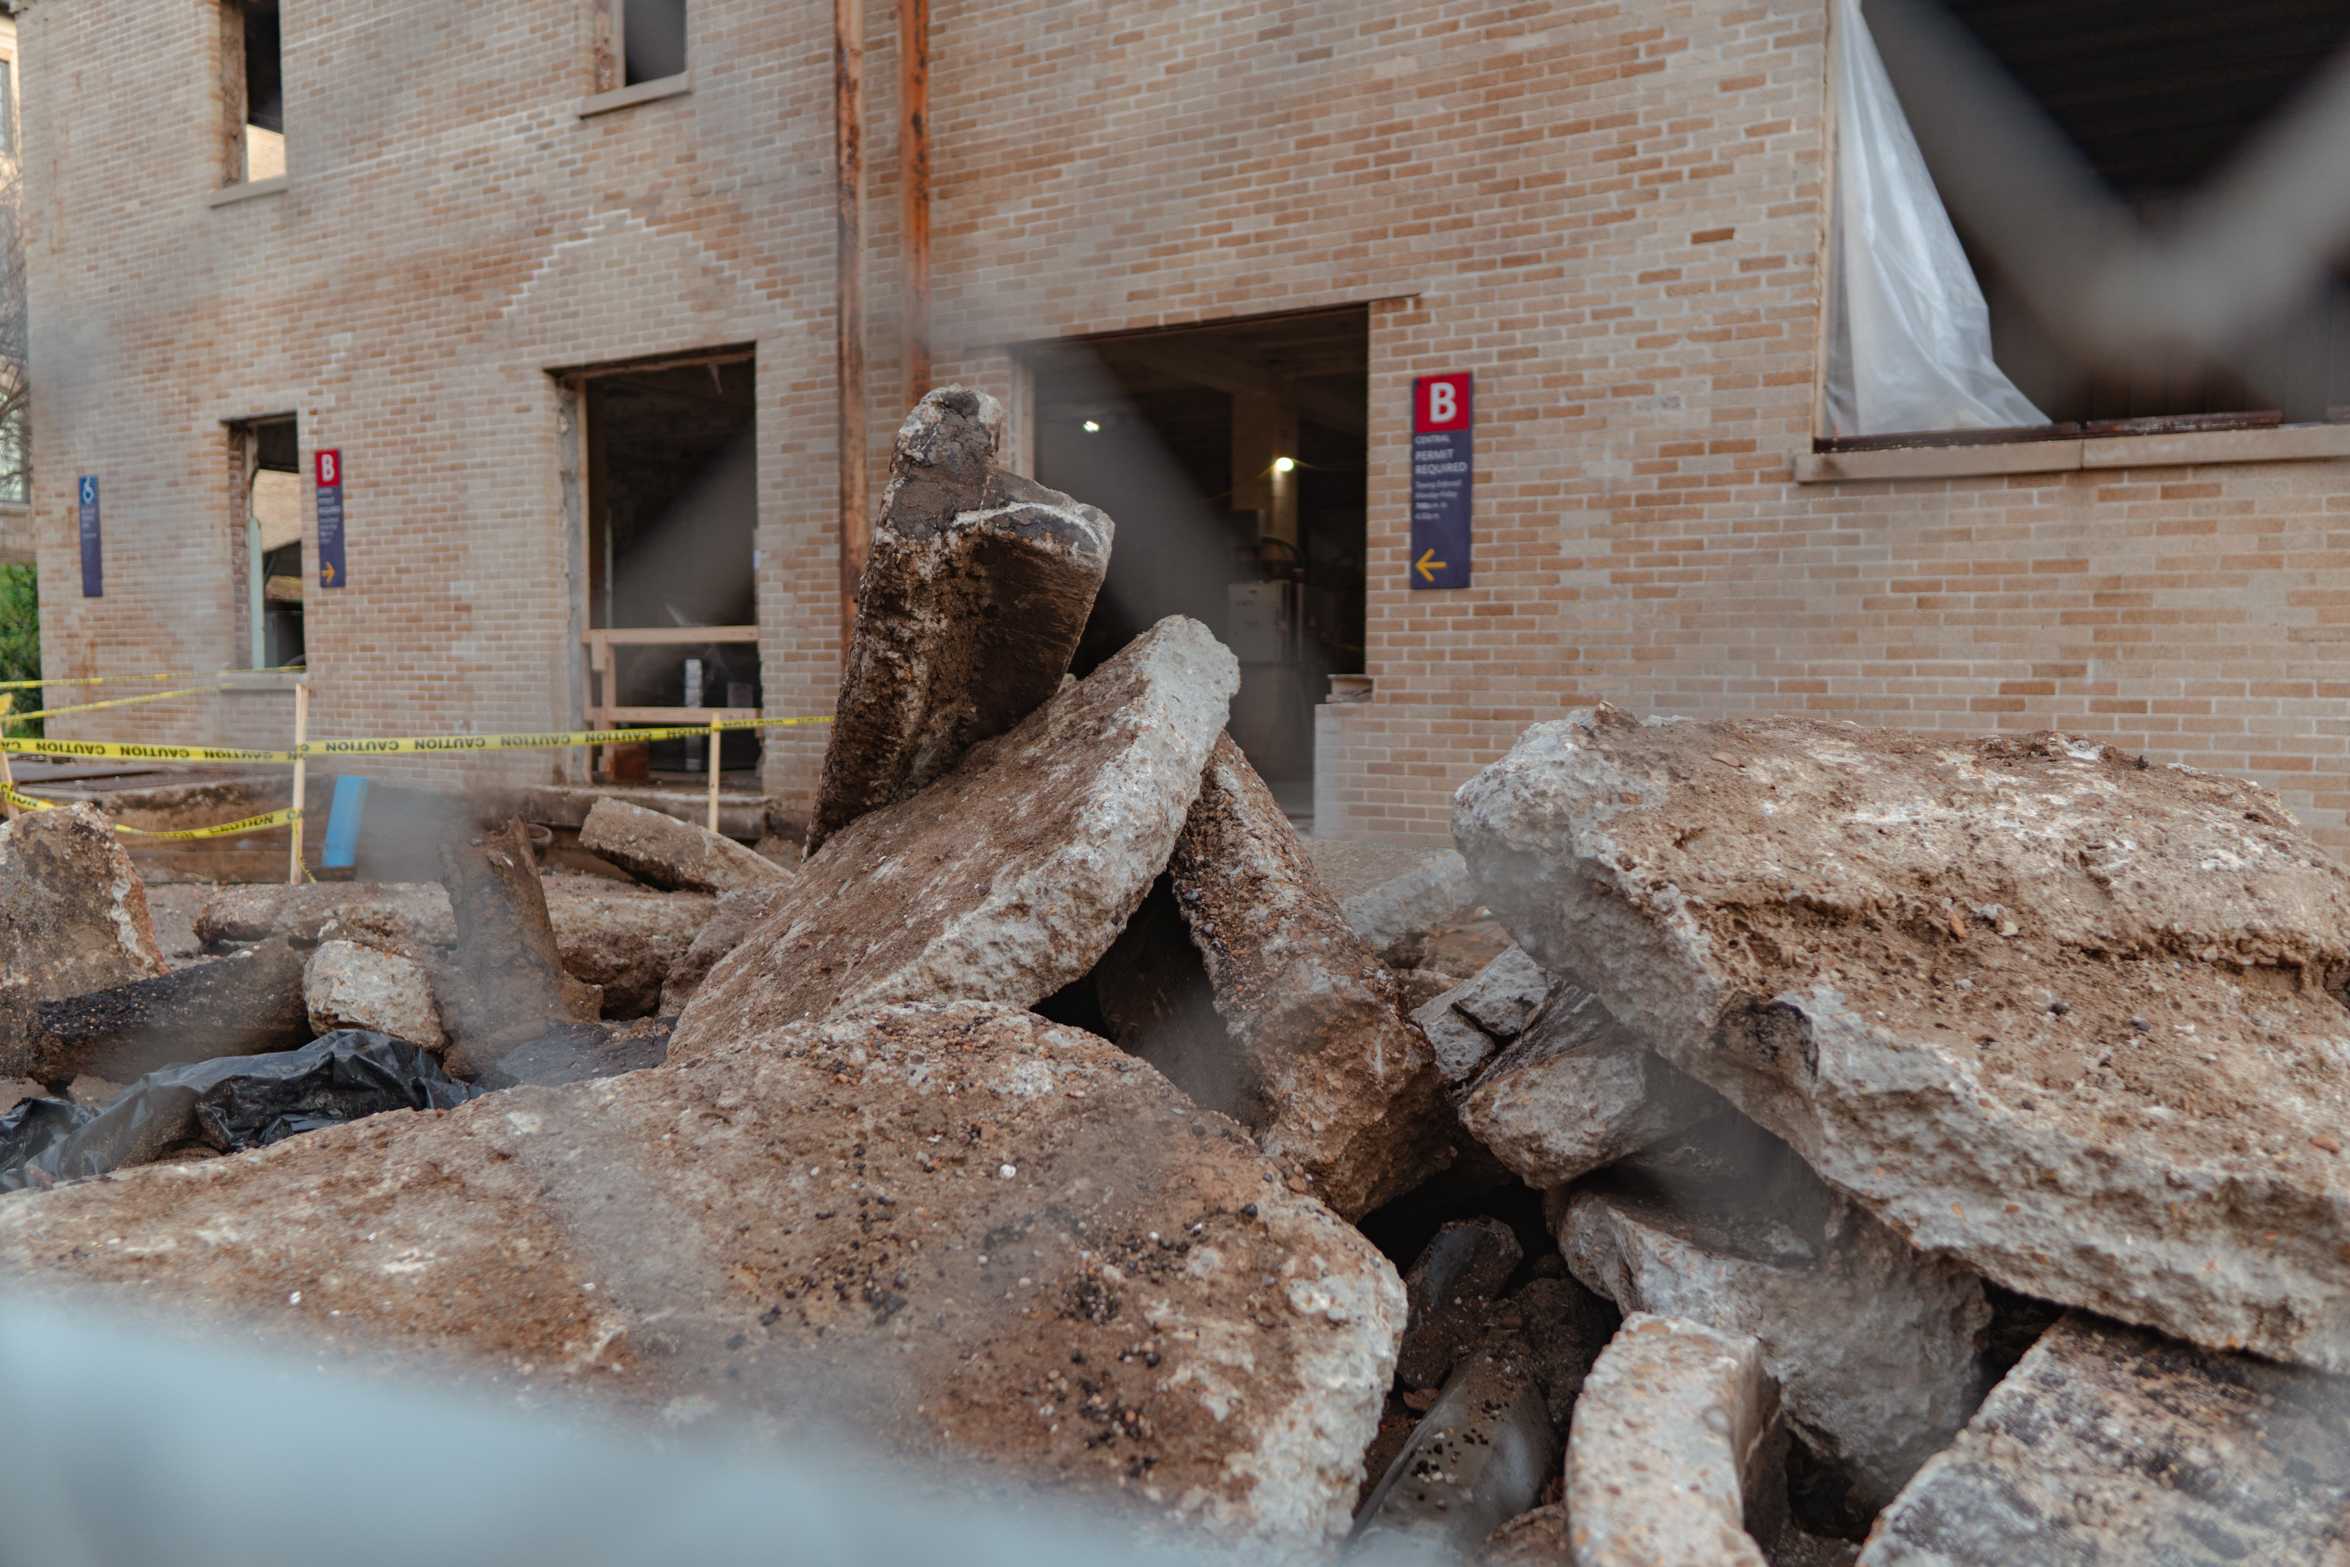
{"left": 0, "top": 1032, "right": 479, "bottom": 1194}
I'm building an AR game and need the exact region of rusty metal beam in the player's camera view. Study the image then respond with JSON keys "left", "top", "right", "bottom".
{"left": 899, "top": 0, "right": 932, "bottom": 413}
{"left": 835, "top": 0, "right": 869, "bottom": 642}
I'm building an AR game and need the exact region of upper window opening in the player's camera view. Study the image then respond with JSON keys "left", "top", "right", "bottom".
{"left": 1827, "top": 0, "right": 2350, "bottom": 444}
{"left": 220, "top": 1, "right": 285, "bottom": 185}
{"left": 622, "top": 0, "right": 687, "bottom": 88}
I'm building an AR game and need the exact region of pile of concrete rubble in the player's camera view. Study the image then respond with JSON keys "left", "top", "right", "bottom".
{"left": 2, "top": 388, "right": 2346, "bottom": 1563}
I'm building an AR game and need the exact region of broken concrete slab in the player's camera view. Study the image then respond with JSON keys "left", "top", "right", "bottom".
{"left": 0, "top": 1001, "right": 1401, "bottom": 1551}
{"left": 1456, "top": 706, "right": 2350, "bottom": 1372}
{"left": 304, "top": 941, "right": 445, "bottom": 1053}
{"left": 659, "top": 883, "right": 793, "bottom": 1015}
{"left": 1155, "top": 733, "right": 1448, "bottom": 1217}
{"left": 0, "top": 804, "right": 166, "bottom": 1002}
{"left": 1396, "top": 1218, "right": 1522, "bottom": 1391}
{"left": 1354, "top": 1332, "right": 1557, "bottom": 1561}
{"left": 1555, "top": 1128, "right": 1989, "bottom": 1512}
{"left": 670, "top": 617, "right": 1236, "bottom": 1056}
{"left": 1458, "top": 983, "right": 1722, "bottom": 1189}
{"left": 807, "top": 387, "right": 1114, "bottom": 857}
{"left": 1566, "top": 1314, "right": 1784, "bottom": 1567}
{"left": 579, "top": 797, "right": 790, "bottom": 896}
{"left": 1411, "top": 946, "right": 1547, "bottom": 1085}
{"left": 0, "top": 940, "right": 311, "bottom": 1086}
{"left": 1859, "top": 1315, "right": 2350, "bottom": 1565}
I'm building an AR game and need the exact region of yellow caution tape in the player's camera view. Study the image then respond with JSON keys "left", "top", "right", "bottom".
{"left": 0, "top": 784, "right": 302, "bottom": 840}
{"left": 0, "top": 713, "right": 833, "bottom": 766}
{"left": 1, "top": 684, "right": 224, "bottom": 725}
{"left": 0, "top": 664, "right": 301, "bottom": 691}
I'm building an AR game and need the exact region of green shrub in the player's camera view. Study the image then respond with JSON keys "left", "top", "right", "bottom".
{"left": 0, "top": 562, "right": 39, "bottom": 738}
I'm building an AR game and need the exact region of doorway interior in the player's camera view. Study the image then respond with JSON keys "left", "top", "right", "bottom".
{"left": 1024, "top": 307, "right": 1369, "bottom": 824}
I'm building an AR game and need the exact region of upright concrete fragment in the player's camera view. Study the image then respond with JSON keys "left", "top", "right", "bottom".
{"left": 1411, "top": 945, "right": 1548, "bottom": 1085}
{"left": 437, "top": 821, "right": 601, "bottom": 1062}
{"left": 579, "top": 798, "right": 789, "bottom": 895}
{"left": 1153, "top": 733, "right": 1448, "bottom": 1217}
{"left": 671, "top": 618, "right": 1236, "bottom": 1055}
{"left": 1457, "top": 706, "right": 2350, "bottom": 1372}
{"left": 1566, "top": 1315, "right": 1783, "bottom": 1567}
{"left": 1860, "top": 1316, "right": 2350, "bottom": 1565}
{"left": 0, "top": 1002, "right": 1402, "bottom": 1553}
{"left": 0, "top": 805, "right": 165, "bottom": 1001}
{"left": 808, "top": 387, "right": 1114, "bottom": 855}
{"left": 1556, "top": 1142, "right": 1988, "bottom": 1511}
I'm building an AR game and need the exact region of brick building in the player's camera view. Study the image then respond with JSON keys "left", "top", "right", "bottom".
{"left": 17, "top": 1, "right": 2350, "bottom": 848}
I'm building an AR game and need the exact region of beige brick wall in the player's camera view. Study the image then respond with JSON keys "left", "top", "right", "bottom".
{"left": 23, "top": 1, "right": 2350, "bottom": 850}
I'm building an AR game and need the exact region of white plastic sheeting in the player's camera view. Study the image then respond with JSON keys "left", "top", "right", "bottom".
{"left": 1824, "top": 0, "right": 2046, "bottom": 437}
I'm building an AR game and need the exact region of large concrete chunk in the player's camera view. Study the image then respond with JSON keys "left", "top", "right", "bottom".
{"left": 304, "top": 941, "right": 445, "bottom": 1053}
{"left": 807, "top": 387, "right": 1114, "bottom": 855}
{"left": 1860, "top": 1316, "right": 2350, "bottom": 1565}
{"left": 1555, "top": 1121, "right": 1988, "bottom": 1512}
{"left": 0, "top": 805, "right": 165, "bottom": 1001}
{"left": 0, "top": 1001, "right": 1401, "bottom": 1551}
{"left": 579, "top": 798, "right": 789, "bottom": 895}
{"left": 437, "top": 821, "right": 601, "bottom": 1066}
{"left": 1154, "top": 734, "right": 1447, "bottom": 1217}
{"left": 1456, "top": 706, "right": 2350, "bottom": 1371}
{"left": 1459, "top": 982, "right": 1721, "bottom": 1188}
{"left": 1, "top": 940, "right": 311, "bottom": 1085}
{"left": 670, "top": 618, "right": 1236, "bottom": 1055}
{"left": 1353, "top": 1332, "right": 1557, "bottom": 1560}
{"left": 1566, "top": 1314, "right": 1784, "bottom": 1567}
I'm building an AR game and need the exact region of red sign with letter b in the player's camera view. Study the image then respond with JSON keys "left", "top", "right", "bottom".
{"left": 1415, "top": 373, "right": 1471, "bottom": 434}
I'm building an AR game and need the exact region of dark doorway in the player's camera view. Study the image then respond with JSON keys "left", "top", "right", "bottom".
{"left": 1026, "top": 308, "right": 1369, "bottom": 824}
{"left": 582, "top": 353, "right": 759, "bottom": 776}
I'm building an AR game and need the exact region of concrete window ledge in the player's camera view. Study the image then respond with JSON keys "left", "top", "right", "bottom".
{"left": 207, "top": 176, "right": 288, "bottom": 208}
{"left": 220, "top": 670, "right": 305, "bottom": 695}
{"left": 577, "top": 71, "right": 693, "bottom": 119}
{"left": 1791, "top": 423, "right": 2350, "bottom": 483}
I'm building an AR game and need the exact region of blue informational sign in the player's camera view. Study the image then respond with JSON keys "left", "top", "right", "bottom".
{"left": 1409, "top": 373, "right": 1472, "bottom": 589}
{"left": 77, "top": 474, "right": 102, "bottom": 598}
{"left": 315, "top": 448, "right": 347, "bottom": 588}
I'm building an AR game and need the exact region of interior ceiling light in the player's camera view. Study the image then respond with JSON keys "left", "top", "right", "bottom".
{"left": 1081, "top": 419, "right": 1103, "bottom": 433}
{"left": 1272, "top": 455, "right": 1297, "bottom": 475}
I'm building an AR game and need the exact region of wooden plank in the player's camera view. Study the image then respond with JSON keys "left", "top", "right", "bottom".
{"left": 836, "top": 0, "right": 869, "bottom": 643}
{"left": 899, "top": 0, "right": 931, "bottom": 413}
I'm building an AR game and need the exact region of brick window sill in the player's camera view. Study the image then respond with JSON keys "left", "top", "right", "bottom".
{"left": 577, "top": 71, "right": 693, "bottom": 119}
{"left": 207, "top": 176, "right": 287, "bottom": 208}
{"left": 1792, "top": 423, "right": 2350, "bottom": 483}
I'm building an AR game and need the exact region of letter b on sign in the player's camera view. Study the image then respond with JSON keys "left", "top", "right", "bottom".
{"left": 1414, "top": 373, "right": 1471, "bottom": 433}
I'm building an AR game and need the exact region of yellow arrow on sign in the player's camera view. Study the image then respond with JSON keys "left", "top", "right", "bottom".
{"left": 320, "top": 561, "right": 337, "bottom": 586}
{"left": 1414, "top": 547, "right": 1448, "bottom": 584}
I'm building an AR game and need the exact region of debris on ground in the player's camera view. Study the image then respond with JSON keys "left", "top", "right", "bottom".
{"left": 0, "top": 1031, "right": 475, "bottom": 1191}
{"left": 14, "top": 449, "right": 2350, "bottom": 1558}
{"left": 579, "top": 797, "right": 791, "bottom": 895}
{"left": 0, "top": 1001, "right": 1397, "bottom": 1552}
{"left": 1458, "top": 704, "right": 2350, "bottom": 1373}
{"left": 806, "top": 386, "right": 1114, "bottom": 857}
